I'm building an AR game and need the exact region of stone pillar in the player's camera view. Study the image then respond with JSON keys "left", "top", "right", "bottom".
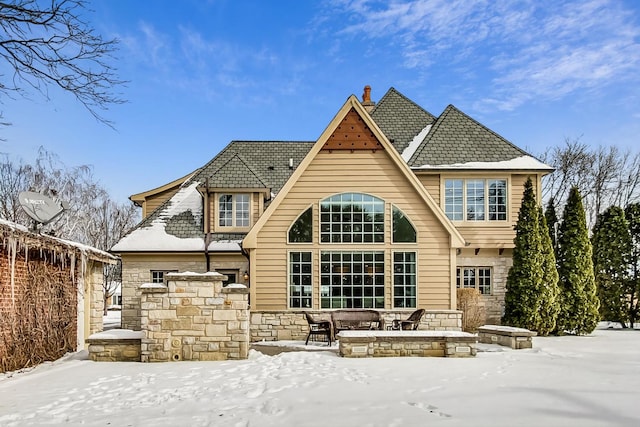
{"left": 140, "top": 272, "right": 249, "bottom": 362}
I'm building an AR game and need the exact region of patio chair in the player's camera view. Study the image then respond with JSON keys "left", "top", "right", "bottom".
{"left": 391, "top": 308, "right": 425, "bottom": 330}
{"left": 304, "top": 312, "right": 333, "bottom": 346}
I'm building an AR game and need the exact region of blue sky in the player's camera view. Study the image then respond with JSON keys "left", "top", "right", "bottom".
{"left": 1, "top": 0, "right": 639, "bottom": 203}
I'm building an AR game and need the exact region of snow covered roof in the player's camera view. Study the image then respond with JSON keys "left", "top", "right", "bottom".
{"left": 0, "top": 218, "right": 117, "bottom": 263}
{"left": 414, "top": 155, "right": 554, "bottom": 171}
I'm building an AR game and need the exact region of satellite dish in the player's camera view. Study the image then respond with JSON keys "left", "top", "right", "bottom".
{"left": 18, "top": 191, "right": 68, "bottom": 225}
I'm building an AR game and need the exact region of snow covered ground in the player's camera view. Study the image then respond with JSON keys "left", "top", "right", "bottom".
{"left": 1, "top": 324, "right": 639, "bottom": 426}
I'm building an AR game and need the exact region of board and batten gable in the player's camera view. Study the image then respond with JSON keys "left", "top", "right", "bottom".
{"left": 243, "top": 96, "right": 465, "bottom": 312}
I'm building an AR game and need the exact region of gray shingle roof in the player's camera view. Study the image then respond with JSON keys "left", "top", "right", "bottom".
{"left": 191, "top": 141, "right": 314, "bottom": 192}
{"left": 203, "top": 153, "right": 269, "bottom": 189}
{"left": 370, "top": 87, "right": 436, "bottom": 155}
{"left": 408, "top": 105, "right": 530, "bottom": 167}
{"left": 113, "top": 141, "right": 314, "bottom": 251}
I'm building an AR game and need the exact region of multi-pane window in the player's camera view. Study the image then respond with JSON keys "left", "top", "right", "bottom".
{"left": 444, "top": 179, "right": 463, "bottom": 220}
{"left": 289, "top": 252, "right": 312, "bottom": 308}
{"left": 466, "top": 180, "right": 485, "bottom": 220}
{"left": 488, "top": 180, "right": 507, "bottom": 220}
{"left": 320, "top": 251, "right": 384, "bottom": 309}
{"left": 456, "top": 267, "right": 491, "bottom": 295}
{"left": 393, "top": 252, "right": 416, "bottom": 308}
{"left": 445, "top": 179, "right": 507, "bottom": 222}
{"left": 320, "top": 193, "right": 384, "bottom": 243}
{"left": 150, "top": 270, "right": 177, "bottom": 284}
{"left": 219, "top": 194, "right": 250, "bottom": 227}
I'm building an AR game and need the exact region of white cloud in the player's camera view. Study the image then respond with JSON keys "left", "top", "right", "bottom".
{"left": 327, "top": 0, "right": 640, "bottom": 111}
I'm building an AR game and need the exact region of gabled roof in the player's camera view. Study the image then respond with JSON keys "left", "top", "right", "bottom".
{"left": 129, "top": 171, "right": 196, "bottom": 207}
{"left": 243, "top": 95, "right": 466, "bottom": 249}
{"left": 370, "top": 87, "right": 436, "bottom": 155}
{"left": 111, "top": 141, "right": 315, "bottom": 253}
{"left": 408, "top": 104, "right": 533, "bottom": 167}
{"left": 191, "top": 141, "right": 314, "bottom": 192}
{"left": 202, "top": 153, "right": 269, "bottom": 189}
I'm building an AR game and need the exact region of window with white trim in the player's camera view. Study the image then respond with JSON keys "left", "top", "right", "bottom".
{"left": 289, "top": 252, "right": 312, "bottom": 308}
{"left": 445, "top": 179, "right": 507, "bottom": 222}
{"left": 320, "top": 193, "right": 384, "bottom": 243}
{"left": 456, "top": 267, "right": 491, "bottom": 295}
{"left": 150, "top": 270, "right": 177, "bottom": 284}
{"left": 393, "top": 252, "right": 416, "bottom": 308}
{"left": 219, "top": 194, "right": 250, "bottom": 227}
{"left": 320, "top": 251, "right": 384, "bottom": 309}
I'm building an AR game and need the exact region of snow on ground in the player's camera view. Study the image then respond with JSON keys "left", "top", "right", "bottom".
{"left": 1, "top": 325, "right": 639, "bottom": 426}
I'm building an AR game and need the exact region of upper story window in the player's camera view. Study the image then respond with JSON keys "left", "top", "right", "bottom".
{"left": 288, "top": 207, "right": 313, "bottom": 243}
{"left": 445, "top": 179, "right": 507, "bottom": 222}
{"left": 219, "top": 194, "right": 250, "bottom": 227}
{"left": 320, "top": 193, "right": 384, "bottom": 243}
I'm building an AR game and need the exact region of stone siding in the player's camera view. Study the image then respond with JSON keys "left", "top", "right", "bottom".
{"left": 478, "top": 325, "right": 536, "bottom": 349}
{"left": 457, "top": 252, "right": 512, "bottom": 324}
{"left": 120, "top": 256, "right": 206, "bottom": 330}
{"left": 250, "top": 310, "right": 462, "bottom": 342}
{"left": 140, "top": 272, "right": 249, "bottom": 362}
{"left": 87, "top": 338, "right": 142, "bottom": 362}
{"left": 338, "top": 331, "right": 477, "bottom": 358}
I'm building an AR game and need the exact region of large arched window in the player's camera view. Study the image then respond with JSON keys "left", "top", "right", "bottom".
{"left": 320, "top": 193, "right": 384, "bottom": 243}
{"left": 287, "top": 194, "right": 418, "bottom": 309}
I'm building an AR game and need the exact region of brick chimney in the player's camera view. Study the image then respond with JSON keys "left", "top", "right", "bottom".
{"left": 361, "top": 85, "right": 375, "bottom": 113}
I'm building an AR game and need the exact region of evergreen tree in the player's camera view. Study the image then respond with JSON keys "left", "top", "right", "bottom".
{"left": 556, "top": 187, "right": 600, "bottom": 334}
{"left": 592, "top": 206, "right": 630, "bottom": 327}
{"left": 623, "top": 203, "right": 640, "bottom": 327}
{"left": 502, "top": 178, "right": 542, "bottom": 330}
{"left": 536, "top": 206, "right": 560, "bottom": 335}
{"left": 544, "top": 197, "right": 559, "bottom": 256}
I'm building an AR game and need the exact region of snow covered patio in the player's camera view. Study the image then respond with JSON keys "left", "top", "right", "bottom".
{"left": 1, "top": 325, "right": 639, "bottom": 426}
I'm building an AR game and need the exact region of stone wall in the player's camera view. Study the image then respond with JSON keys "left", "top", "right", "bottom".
{"left": 140, "top": 272, "right": 249, "bottom": 362}
{"left": 120, "top": 254, "right": 206, "bottom": 330}
{"left": 338, "top": 331, "right": 477, "bottom": 358}
{"left": 457, "top": 251, "right": 513, "bottom": 324}
{"left": 478, "top": 325, "right": 536, "bottom": 349}
{"left": 86, "top": 330, "right": 144, "bottom": 362}
{"left": 250, "top": 310, "right": 463, "bottom": 342}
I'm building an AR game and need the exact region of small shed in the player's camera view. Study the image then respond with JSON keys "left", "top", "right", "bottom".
{"left": 0, "top": 219, "right": 117, "bottom": 372}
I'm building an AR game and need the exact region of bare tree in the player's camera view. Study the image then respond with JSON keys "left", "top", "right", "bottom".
{"left": 541, "top": 139, "right": 640, "bottom": 229}
{"left": 0, "top": 148, "right": 138, "bottom": 244}
{"left": 0, "top": 148, "right": 138, "bottom": 314}
{"left": 0, "top": 0, "right": 124, "bottom": 126}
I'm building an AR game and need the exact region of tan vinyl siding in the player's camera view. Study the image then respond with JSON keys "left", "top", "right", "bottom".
{"left": 253, "top": 150, "right": 453, "bottom": 311}
{"left": 434, "top": 172, "right": 544, "bottom": 248}
{"left": 417, "top": 174, "right": 441, "bottom": 207}
{"left": 144, "top": 187, "right": 181, "bottom": 218}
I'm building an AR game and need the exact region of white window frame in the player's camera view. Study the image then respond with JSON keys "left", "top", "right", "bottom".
{"left": 217, "top": 193, "right": 251, "bottom": 230}
{"left": 456, "top": 267, "right": 492, "bottom": 295}
{"left": 392, "top": 251, "right": 417, "bottom": 308}
{"left": 444, "top": 178, "right": 508, "bottom": 222}
{"left": 288, "top": 251, "right": 313, "bottom": 309}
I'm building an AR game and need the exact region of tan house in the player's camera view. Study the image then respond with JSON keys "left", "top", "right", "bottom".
{"left": 112, "top": 87, "right": 552, "bottom": 339}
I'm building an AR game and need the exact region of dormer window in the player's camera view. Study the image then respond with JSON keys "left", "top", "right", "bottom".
{"left": 219, "top": 194, "right": 250, "bottom": 227}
